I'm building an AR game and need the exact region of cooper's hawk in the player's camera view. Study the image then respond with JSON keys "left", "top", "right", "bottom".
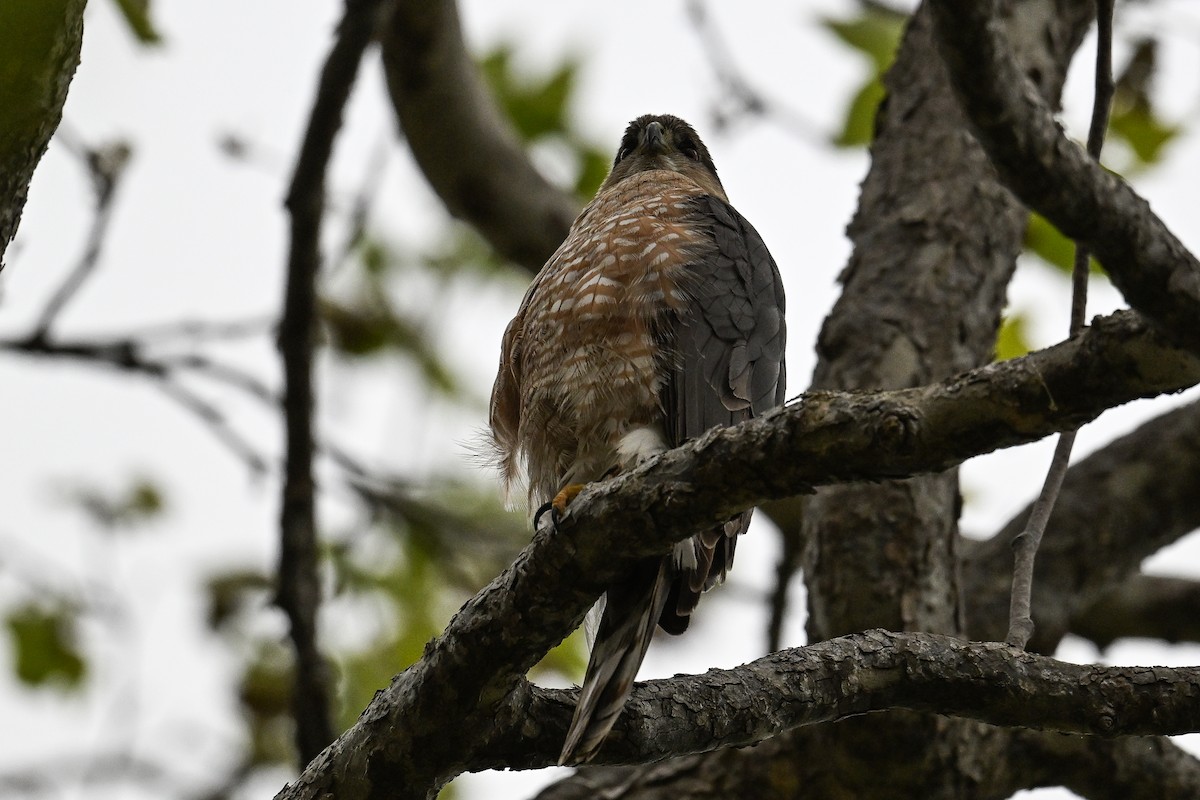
{"left": 489, "top": 114, "right": 786, "bottom": 764}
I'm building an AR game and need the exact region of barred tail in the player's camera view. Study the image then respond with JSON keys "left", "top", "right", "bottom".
{"left": 559, "top": 556, "right": 671, "bottom": 764}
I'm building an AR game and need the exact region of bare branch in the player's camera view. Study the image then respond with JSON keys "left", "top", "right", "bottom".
{"left": 279, "top": 630, "right": 1200, "bottom": 798}
{"left": 1005, "top": 0, "right": 1115, "bottom": 651}
{"left": 682, "top": 0, "right": 825, "bottom": 143}
{"left": 152, "top": 379, "right": 269, "bottom": 473}
{"left": 1017, "top": 731, "right": 1200, "bottom": 800}
{"left": 498, "top": 630, "right": 1200, "bottom": 767}
{"left": 0, "top": 333, "right": 273, "bottom": 471}
{"left": 29, "top": 140, "right": 131, "bottom": 339}
{"left": 928, "top": 0, "right": 1200, "bottom": 355}
{"left": 964, "top": 398, "right": 1200, "bottom": 650}
{"left": 379, "top": 0, "right": 577, "bottom": 273}
{"left": 1072, "top": 574, "right": 1200, "bottom": 650}
{"left": 278, "top": 0, "right": 391, "bottom": 765}
{"left": 274, "top": 309, "right": 1200, "bottom": 799}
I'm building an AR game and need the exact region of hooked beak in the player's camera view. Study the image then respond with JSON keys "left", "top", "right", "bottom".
{"left": 643, "top": 121, "right": 667, "bottom": 153}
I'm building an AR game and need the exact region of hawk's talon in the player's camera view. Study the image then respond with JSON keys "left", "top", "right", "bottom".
{"left": 533, "top": 483, "right": 585, "bottom": 533}
{"left": 533, "top": 500, "right": 555, "bottom": 533}
{"left": 552, "top": 483, "right": 585, "bottom": 515}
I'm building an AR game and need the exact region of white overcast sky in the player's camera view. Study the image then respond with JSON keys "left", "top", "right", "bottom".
{"left": 2, "top": 2, "right": 1200, "bottom": 799}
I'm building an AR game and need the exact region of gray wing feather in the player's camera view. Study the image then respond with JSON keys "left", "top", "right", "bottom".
{"left": 660, "top": 195, "right": 786, "bottom": 630}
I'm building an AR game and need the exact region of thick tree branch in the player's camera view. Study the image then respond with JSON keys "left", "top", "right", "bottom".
{"left": 481, "top": 630, "right": 1200, "bottom": 769}
{"left": 0, "top": 0, "right": 85, "bottom": 267}
{"left": 380, "top": 0, "right": 576, "bottom": 273}
{"left": 1017, "top": 731, "right": 1200, "bottom": 800}
{"left": 1072, "top": 574, "right": 1200, "bottom": 650}
{"left": 278, "top": 0, "right": 389, "bottom": 765}
{"left": 928, "top": 0, "right": 1200, "bottom": 355}
{"left": 275, "top": 310, "right": 1200, "bottom": 800}
{"left": 963, "top": 399, "right": 1200, "bottom": 651}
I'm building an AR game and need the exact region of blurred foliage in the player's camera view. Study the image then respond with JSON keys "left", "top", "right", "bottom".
{"left": 481, "top": 46, "right": 578, "bottom": 143}
{"left": 17, "top": 10, "right": 1196, "bottom": 800}
{"left": 1023, "top": 212, "right": 1104, "bottom": 277}
{"left": 203, "top": 480, "right": 586, "bottom": 770}
{"left": 994, "top": 313, "right": 1032, "bottom": 362}
{"left": 320, "top": 241, "right": 457, "bottom": 393}
{"left": 239, "top": 640, "right": 297, "bottom": 766}
{"left": 110, "top": 0, "right": 161, "bottom": 44}
{"left": 821, "top": 3, "right": 906, "bottom": 148}
{"left": 332, "top": 481, "right": 586, "bottom": 731}
{"left": 61, "top": 475, "right": 165, "bottom": 531}
{"left": 479, "top": 43, "right": 610, "bottom": 198}
{"left": 1, "top": 474, "right": 167, "bottom": 695}
{"left": 1107, "top": 38, "right": 1179, "bottom": 169}
{"left": 5, "top": 603, "right": 86, "bottom": 688}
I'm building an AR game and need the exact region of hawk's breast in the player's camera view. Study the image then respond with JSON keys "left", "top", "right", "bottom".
{"left": 516, "top": 171, "right": 714, "bottom": 502}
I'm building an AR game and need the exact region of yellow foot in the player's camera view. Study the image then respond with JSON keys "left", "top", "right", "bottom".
{"left": 552, "top": 483, "right": 585, "bottom": 516}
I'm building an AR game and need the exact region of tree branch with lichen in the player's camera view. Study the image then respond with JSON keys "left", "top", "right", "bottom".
{"left": 274, "top": 309, "right": 1200, "bottom": 799}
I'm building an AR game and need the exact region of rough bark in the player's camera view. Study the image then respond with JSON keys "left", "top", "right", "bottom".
{"left": 795, "top": 3, "right": 1090, "bottom": 797}
{"left": 0, "top": 0, "right": 86, "bottom": 267}
{"left": 495, "top": 630, "right": 1200, "bottom": 768}
{"left": 929, "top": 0, "right": 1200, "bottom": 356}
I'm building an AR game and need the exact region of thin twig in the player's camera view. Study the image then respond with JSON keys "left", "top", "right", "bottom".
{"left": 684, "top": 0, "right": 826, "bottom": 143}
{"left": 116, "top": 316, "right": 274, "bottom": 343}
{"left": 277, "top": 0, "right": 390, "bottom": 766}
{"left": 152, "top": 379, "right": 269, "bottom": 473}
{"left": 30, "top": 141, "right": 131, "bottom": 341}
{"left": 329, "top": 132, "right": 391, "bottom": 278}
{"left": 1, "top": 331, "right": 377, "bottom": 485}
{"left": 1006, "top": 0, "right": 1115, "bottom": 649}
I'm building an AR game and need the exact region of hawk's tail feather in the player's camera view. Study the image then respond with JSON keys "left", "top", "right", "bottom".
{"left": 559, "top": 556, "right": 672, "bottom": 765}
{"left": 668, "top": 510, "right": 751, "bottom": 627}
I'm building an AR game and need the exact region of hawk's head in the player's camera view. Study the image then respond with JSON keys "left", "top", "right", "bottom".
{"left": 601, "top": 114, "right": 727, "bottom": 200}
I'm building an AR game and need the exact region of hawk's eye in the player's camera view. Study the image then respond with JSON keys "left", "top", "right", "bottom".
{"left": 676, "top": 135, "right": 701, "bottom": 162}
{"left": 615, "top": 133, "right": 639, "bottom": 163}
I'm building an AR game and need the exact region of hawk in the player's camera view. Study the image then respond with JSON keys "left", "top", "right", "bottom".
{"left": 489, "top": 114, "right": 786, "bottom": 764}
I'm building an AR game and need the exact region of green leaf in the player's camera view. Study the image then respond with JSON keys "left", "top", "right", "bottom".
{"left": 360, "top": 239, "right": 392, "bottom": 276}
{"left": 479, "top": 45, "right": 577, "bottom": 142}
{"left": 110, "top": 0, "right": 162, "bottom": 45}
{"left": 821, "top": 7, "right": 906, "bottom": 72}
{"left": 1108, "top": 103, "right": 1179, "bottom": 166}
{"left": 1023, "top": 212, "right": 1103, "bottom": 276}
{"left": 320, "top": 297, "right": 393, "bottom": 356}
{"left": 574, "top": 145, "right": 612, "bottom": 200}
{"left": 6, "top": 604, "right": 86, "bottom": 688}
{"left": 1106, "top": 37, "right": 1179, "bottom": 168}
{"left": 833, "top": 77, "right": 885, "bottom": 148}
{"left": 821, "top": 6, "right": 905, "bottom": 148}
{"left": 238, "top": 641, "right": 297, "bottom": 766}
{"left": 994, "top": 314, "right": 1031, "bottom": 362}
